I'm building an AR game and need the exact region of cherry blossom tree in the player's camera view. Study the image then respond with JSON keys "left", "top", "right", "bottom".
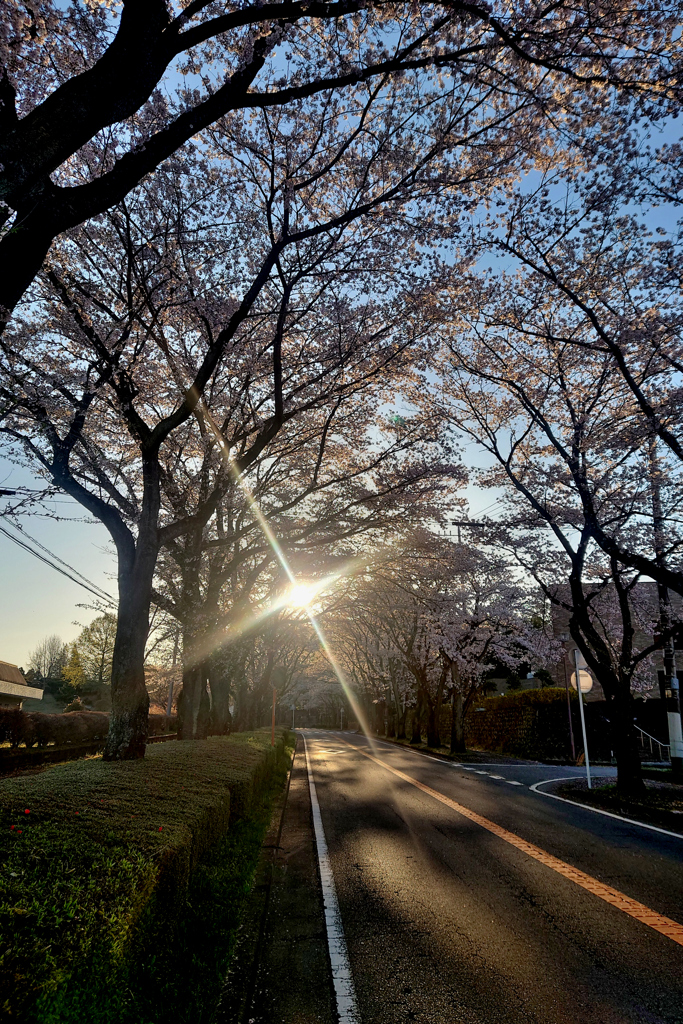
{"left": 1, "top": 0, "right": 679, "bottom": 331}
{"left": 150, "top": 391, "right": 454, "bottom": 740}
{"left": 332, "top": 532, "right": 547, "bottom": 748}
{"left": 439, "top": 315, "right": 681, "bottom": 792}
{"left": 457, "top": 157, "right": 683, "bottom": 597}
{"left": 1, "top": 108, "right": 465, "bottom": 756}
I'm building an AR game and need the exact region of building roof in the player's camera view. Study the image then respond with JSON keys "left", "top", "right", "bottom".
{"left": 0, "top": 661, "right": 28, "bottom": 686}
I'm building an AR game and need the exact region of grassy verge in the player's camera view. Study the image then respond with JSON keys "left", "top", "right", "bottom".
{"left": 0, "top": 729, "right": 293, "bottom": 1022}
{"left": 556, "top": 779, "right": 683, "bottom": 833}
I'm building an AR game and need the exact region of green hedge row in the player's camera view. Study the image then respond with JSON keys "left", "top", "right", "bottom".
{"left": 0, "top": 729, "right": 293, "bottom": 1022}
{"left": 475, "top": 687, "right": 578, "bottom": 710}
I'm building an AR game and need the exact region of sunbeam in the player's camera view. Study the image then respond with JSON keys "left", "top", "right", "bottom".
{"left": 194, "top": 398, "right": 377, "bottom": 750}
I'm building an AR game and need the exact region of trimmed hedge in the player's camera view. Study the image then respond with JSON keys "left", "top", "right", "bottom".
{"left": 476, "top": 687, "right": 579, "bottom": 710}
{"left": 0, "top": 709, "right": 176, "bottom": 749}
{"left": 0, "top": 729, "right": 292, "bottom": 1021}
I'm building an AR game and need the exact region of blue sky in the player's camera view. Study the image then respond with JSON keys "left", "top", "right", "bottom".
{"left": 0, "top": 459, "right": 115, "bottom": 668}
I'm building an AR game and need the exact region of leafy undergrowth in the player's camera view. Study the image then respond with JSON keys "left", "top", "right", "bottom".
{"left": 0, "top": 730, "right": 293, "bottom": 1022}
{"left": 557, "top": 779, "right": 683, "bottom": 833}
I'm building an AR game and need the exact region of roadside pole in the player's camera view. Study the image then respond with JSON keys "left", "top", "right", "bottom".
{"left": 668, "top": 676, "right": 683, "bottom": 774}
{"left": 574, "top": 649, "right": 592, "bottom": 790}
{"left": 649, "top": 435, "right": 683, "bottom": 774}
{"left": 271, "top": 688, "right": 277, "bottom": 747}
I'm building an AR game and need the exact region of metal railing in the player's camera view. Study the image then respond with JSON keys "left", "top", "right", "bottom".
{"left": 635, "top": 724, "right": 670, "bottom": 762}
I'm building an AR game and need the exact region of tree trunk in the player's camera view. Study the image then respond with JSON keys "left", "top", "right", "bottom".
{"left": 196, "top": 669, "right": 211, "bottom": 740}
{"left": 450, "top": 690, "right": 466, "bottom": 753}
{"left": 177, "top": 651, "right": 212, "bottom": 741}
{"left": 178, "top": 663, "right": 200, "bottom": 740}
{"left": 207, "top": 661, "right": 233, "bottom": 735}
{"left": 104, "top": 559, "right": 154, "bottom": 759}
{"left": 103, "top": 458, "right": 159, "bottom": 760}
{"left": 410, "top": 702, "right": 422, "bottom": 744}
{"left": 608, "top": 690, "right": 645, "bottom": 798}
{"left": 426, "top": 700, "right": 440, "bottom": 748}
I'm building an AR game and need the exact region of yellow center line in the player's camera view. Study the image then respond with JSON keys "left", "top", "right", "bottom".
{"left": 336, "top": 737, "right": 683, "bottom": 948}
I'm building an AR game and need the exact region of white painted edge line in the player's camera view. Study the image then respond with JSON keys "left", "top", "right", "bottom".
{"left": 529, "top": 777, "right": 683, "bottom": 840}
{"left": 303, "top": 735, "right": 361, "bottom": 1024}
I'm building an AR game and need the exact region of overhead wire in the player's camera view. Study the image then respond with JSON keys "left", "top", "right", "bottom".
{"left": 0, "top": 521, "right": 116, "bottom": 607}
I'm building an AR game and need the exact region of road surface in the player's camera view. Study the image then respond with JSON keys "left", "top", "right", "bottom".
{"left": 303, "top": 730, "right": 683, "bottom": 1024}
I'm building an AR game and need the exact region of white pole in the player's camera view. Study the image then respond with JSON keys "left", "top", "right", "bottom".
{"left": 292, "top": 705, "right": 295, "bottom": 729}
{"left": 574, "top": 648, "right": 592, "bottom": 790}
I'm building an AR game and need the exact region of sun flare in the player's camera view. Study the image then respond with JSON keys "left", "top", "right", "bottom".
{"left": 286, "top": 582, "right": 319, "bottom": 609}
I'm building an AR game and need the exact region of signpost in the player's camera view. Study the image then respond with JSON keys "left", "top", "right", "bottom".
{"left": 572, "top": 649, "right": 593, "bottom": 789}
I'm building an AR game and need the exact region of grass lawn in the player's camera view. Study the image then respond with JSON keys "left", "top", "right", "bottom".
{"left": 0, "top": 730, "right": 293, "bottom": 1022}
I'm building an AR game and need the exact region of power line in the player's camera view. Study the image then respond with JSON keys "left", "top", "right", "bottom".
{"left": 9, "top": 519, "right": 115, "bottom": 597}
{"left": 0, "top": 522, "right": 116, "bottom": 607}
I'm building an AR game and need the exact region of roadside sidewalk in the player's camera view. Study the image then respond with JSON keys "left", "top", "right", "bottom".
{"left": 215, "top": 736, "right": 336, "bottom": 1024}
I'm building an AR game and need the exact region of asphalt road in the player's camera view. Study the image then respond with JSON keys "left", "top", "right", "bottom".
{"left": 303, "top": 730, "right": 683, "bottom": 1024}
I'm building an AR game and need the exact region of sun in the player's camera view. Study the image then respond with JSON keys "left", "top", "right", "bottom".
{"left": 285, "top": 582, "right": 319, "bottom": 609}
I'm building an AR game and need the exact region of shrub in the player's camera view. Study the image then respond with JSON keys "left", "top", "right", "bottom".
{"left": 0, "top": 709, "right": 177, "bottom": 749}
{"left": 0, "top": 729, "right": 292, "bottom": 1020}
{"left": 482, "top": 686, "right": 577, "bottom": 709}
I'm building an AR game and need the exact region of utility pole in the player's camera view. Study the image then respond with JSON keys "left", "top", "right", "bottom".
{"left": 649, "top": 437, "right": 683, "bottom": 774}
{"left": 271, "top": 688, "right": 277, "bottom": 747}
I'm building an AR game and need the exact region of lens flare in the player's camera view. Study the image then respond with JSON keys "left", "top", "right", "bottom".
{"left": 194, "top": 399, "right": 377, "bottom": 750}
{"left": 285, "top": 582, "right": 317, "bottom": 608}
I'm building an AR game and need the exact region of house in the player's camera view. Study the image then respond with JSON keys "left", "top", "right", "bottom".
{"left": 0, "top": 661, "right": 44, "bottom": 709}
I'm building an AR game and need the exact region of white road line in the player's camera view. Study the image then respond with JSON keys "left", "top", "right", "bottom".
{"left": 529, "top": 778, "right": 683, "bottom": 840}
{"left": 303, "top": 736, "right": 361, "bottom": 1024}
{"left": 506, "top": 780, "right": 523, "bottom": 786}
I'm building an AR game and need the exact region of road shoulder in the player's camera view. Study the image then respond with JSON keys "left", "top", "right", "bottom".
{"left": 214, "top": 735, "right": 336, "bottom": 1024}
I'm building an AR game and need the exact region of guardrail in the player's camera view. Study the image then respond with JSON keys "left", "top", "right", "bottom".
{"left": 635, "top": 724, "right": 670, "bottom": 762}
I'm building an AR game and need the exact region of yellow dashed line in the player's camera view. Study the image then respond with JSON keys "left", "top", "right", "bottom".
{"left": 338, "top": 738, "right": 683, "bottom": 948}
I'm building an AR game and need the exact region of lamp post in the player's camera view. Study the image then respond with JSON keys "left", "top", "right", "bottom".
{"left": 573, "top": 648, "right": 592, "bottom": 790}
